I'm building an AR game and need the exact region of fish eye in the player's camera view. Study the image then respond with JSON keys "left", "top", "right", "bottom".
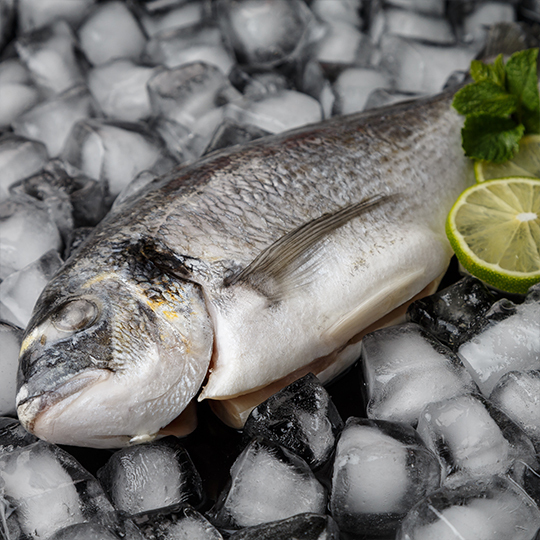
{"left": 52, "top": 299, "right": 99, "bottom": 332}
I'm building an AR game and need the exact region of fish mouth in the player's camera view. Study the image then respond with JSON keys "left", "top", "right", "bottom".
{"left": 16, "top": 370, "right": 108, "bottom": 437}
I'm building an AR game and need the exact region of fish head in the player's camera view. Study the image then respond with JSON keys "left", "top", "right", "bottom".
{"left": 16, "top": 263, "right": 214, "bottom": 448}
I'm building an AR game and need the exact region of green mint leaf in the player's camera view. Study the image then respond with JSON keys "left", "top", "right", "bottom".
{"left": 461, "top": 116, "right": 525, "bottom": 163}
{"left": 470, "top": 55, "right": 505, "bottom": 86}
{"left": 452, "top": 80, "right": 518, "bottom": 117}
{"left": 493, "top": 54, "right": 506, "bottom": 87}
{"left": 505, "top": 48, "right": 540, "bottom": 134}
{"left": 470, "top": 60, "right": 494, "bottom": 83}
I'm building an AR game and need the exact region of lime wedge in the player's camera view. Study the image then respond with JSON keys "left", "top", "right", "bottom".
{"left": 446, "top": 177, "right": 540, "bottom": 294}
{"left": 474, "top": 135, "right": 540, "bottom": 183}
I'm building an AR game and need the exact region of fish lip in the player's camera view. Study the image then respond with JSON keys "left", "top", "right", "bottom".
{"left": 16, "top": 370, "right": 107, "bottom": 434}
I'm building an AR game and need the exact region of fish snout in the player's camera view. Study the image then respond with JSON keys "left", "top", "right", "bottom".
{"left": 16, "top": 370, "right": 107, "bottom": 440}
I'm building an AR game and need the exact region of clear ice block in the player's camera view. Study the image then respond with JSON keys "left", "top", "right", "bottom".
{"left": 417, "top": 393, "right": 538, "bottom": 486}
{"left": 362, "top": 322, "right": 476, "bottom": 426}
{"left": 224, "top": 90, "right": 322, "bottom": 134}
{"left": 210, "top": 437, "right": 327, "bottom": 529}
{"left": 0, "top": 134, "right": 48, "bottom": 202}
{"left": 88, "top": 60, "right": 158, "bottom": 122}
{"left": 133, "top": 504, "right": 223, "bottom": 540}
{"left": 0, "top": 441, "right": 115, "bottom": 539}
{"left": 228, "top": 512, "right": 340, "bottom": 540}
{"left": 330, "top": 418, "right": 441, "bottom": 537}
{"left": 62, "top": 119, "right": 174, "bottom": 198}
{"left": 490, "top": 370, "right": 540, "bottom": 451}
{"left": 0, "top": 249, "right": 63, "bottom": 328}
{"left": 145, "top": 23, "right": 235, "bottom": 74}
{"left": 16, "top": 21, "right": 84, "bottom": 97}
{"left": 12, "top": 84, "right": 93, "bottom": 157}
{"left": 243, "top": 373, "right": 343, "bottom": 470}
{"left": 0, "top": 194, "right": 62, "bottom": 280}
{"left": 397, "top": 475, "right": 540, "bottom": 540}
{"left": 457, "top": 298, "right": 540, "bottom": 396}
{"left": 97, "top": 437, "right": 204, "bottom": 516}
{"left": 78, "top": 1, "right": 146, "bottom": 66}
{"left": 217, "top": 0, "right": 318, "bottom": 68}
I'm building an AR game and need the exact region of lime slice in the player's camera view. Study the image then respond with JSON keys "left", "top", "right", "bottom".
{"left": 474, "top": 135, "right": 540, "bottom": 182}
{"left": 446, "top": 177, "right": 540, "bottom": 294}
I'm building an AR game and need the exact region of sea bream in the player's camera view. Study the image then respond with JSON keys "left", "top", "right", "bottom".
{"left": 16, "top": 87, "right": 473, "bottom": 448}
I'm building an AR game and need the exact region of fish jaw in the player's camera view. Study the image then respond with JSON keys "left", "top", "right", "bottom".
{"left": 16, "top": 265, "right": 214, "bottom": 448}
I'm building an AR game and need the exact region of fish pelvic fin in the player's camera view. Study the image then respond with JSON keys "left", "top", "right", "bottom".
{"left": 225, "top": 193, "right": 397, "bottom": 301}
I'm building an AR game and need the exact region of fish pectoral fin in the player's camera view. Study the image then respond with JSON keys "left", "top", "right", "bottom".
{"left": 225, "top": 193, "right": 396, "bottom": 300}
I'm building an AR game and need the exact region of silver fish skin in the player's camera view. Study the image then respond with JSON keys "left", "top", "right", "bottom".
{"left": 16, "top": 89, "right": 472, "bottom": 447}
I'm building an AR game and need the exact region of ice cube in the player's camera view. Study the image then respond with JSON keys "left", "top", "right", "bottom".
{"left": 17, "top": 0, "right": 95, "bottom": 33}
{"left": 88, "top": 60, "right": 158, "bottom": 122}
{"left": 112, "top": 170, "right": 156, "bottom": 211}
{"left": 407, "top": 276, "right": 497, "bottom": 351}
{"left": 145, "top": 24, "right": 236, "bottom": 74}
{"left": 78, "top": 1, "right": 147, "bottom": 66}
{"left": 9, "top": 164, "right": 75, "bottom": 243}
{"left": 62, "top": 119, "right": 174, "bottom": 198}
{"left": 0, "top": 249, "right": 63, "bottom": 328}
{"left": 417, "top": 393, "right": 537, "bottom": 487}
{"left": 330, "top": 418, "right": 440, "bottom": 537}
{"left": 298, "top": 60, "right": 335, "bottom": 119}
{"left": 380, "top": 35, "right": 477, "bottom": 93}
{"left": 0, "top": 441, "right": 115, "bottom": 539}
{"left": 332, "top": 67, "right": 391, "bottom": 114}
{"left": 133, "top": 505, "right": 224, "bottom": 540}
{"left": 228, "top": 512, "right": 340, "bottom": 540}
{"left": 310, "top": 0, "right": 362, "bottom": 27}
{"left": 0, "top": 417, "right": 38, "bottom": 455}
{"left": 12, "top": 84, "right": 93, "bottom": 158}
{"left": 0, "top": 58, "right": 31, "bottom": 85}
{"left": 371, "top": 8, "right": 455, "bottom": 45}
{"left": 384, "top": 0, "right": 445, "bottom": 15}
{"left": 156, "top": 106, "right": 225, "bottom": 164}
{"left": 97, "top": 437, "right": 204, "bottom": 516}
{"left": 203, "top": 118, "right": 270, "bottom": 155}
{"left": 243, "top": 373, "right": 343, "bottom": 470}
{"left": 148, "top": 62, "right": 241, "bottom": 128}
{"left": 0, "top": 82, "right": 40, "bottom": 129}
{"left": 0, "top": 194, "right": 62, "bottom": 280}
{"left": 210, "top": 437, "right": 327, "bottom": 529}
{"left": 364, "top": 88, "right": 422, "bottom": 110}
{"left": 397, "top": 475, "right": 540, "bottom": 540}
{"left": 490, "top": 370, "right": 540, "bottom": 451}
{"left": 314, "top": 22, "right": 371, "bottom": 66}
{"left": 0, "top": 322, "right": 23, "bottom": 416}
{"left": 16, "top": 21, "right": 84, "bottom": 97}
{"left": 362, "top": 322, "right": 476, "bottom": 426}
{"left": 12, "top": 158, "right": 109, "bottom": 229}
{"left": 140, "top": 2, "right": 206, "bottom": 37}
{"left": 225, "top": 90, "right": 322, "bottom": 134}
{"left": 217, "top": 0, "right": 317, "bottom": 68}
{"left": 49, "top": 522, "right": 134, "bottom": 540}
{"left": 463, "top": 2, "right": 516, "bottom": 43}
{"left": 0, "top": 135, "right": 48, "bottom": 202}
{"left": 457, "top": 298, "right": 540, "bottom": 396}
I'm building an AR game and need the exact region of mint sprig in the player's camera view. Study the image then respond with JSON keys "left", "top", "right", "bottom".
{"left": 452, "top": 49, "right": 540, "bottom": 163}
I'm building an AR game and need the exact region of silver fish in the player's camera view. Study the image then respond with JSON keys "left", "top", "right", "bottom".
{"left": 16, "top": 88, "right": 473, "bottom": 448}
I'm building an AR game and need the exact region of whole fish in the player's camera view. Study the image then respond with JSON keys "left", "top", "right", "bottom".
{"left": 16, "top": 88, "right": 473, "bottom": 448}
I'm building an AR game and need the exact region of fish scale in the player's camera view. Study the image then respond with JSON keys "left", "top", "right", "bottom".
{"left": 16, "top": 87, "right": 473, "bottom": 447}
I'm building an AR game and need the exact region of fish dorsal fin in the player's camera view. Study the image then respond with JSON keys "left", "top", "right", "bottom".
{"left": 225, "top": 193, "right": 395, "bottom": 299}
